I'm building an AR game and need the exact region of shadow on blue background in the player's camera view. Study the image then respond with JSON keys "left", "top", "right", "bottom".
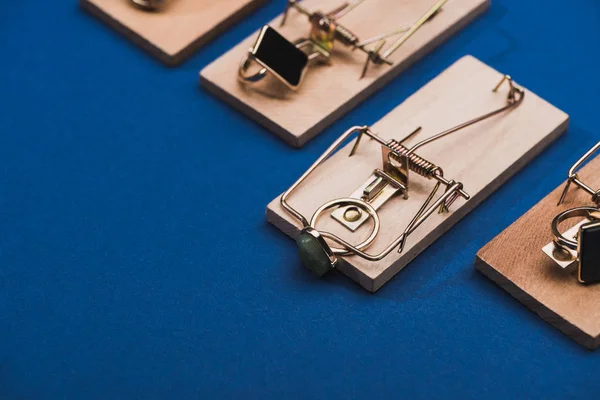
{"left": 1, "top": 0, "right": 600, "bottom": 398}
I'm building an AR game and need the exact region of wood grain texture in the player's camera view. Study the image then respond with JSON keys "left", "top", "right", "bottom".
{"left": 200, "top": 0, "right": 490, "bottom": 147}
{"left": 80, "top": 0, "right": 268, "bottom": 66}
{"left": 476, "top": 156, "right": 600, "bottom": 350}
{"left": 267, "top": 56, "right": 569, "bottom": 292}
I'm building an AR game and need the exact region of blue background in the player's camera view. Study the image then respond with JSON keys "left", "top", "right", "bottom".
{"left": 1, "top": 0, "right": 599, "bottom": 398}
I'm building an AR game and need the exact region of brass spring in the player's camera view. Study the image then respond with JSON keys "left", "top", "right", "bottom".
{"left": 334, "top": 23, "right": 360, "bottom": 46}
{"left": 386, "top": 140, "right": 440, "bottom": 178}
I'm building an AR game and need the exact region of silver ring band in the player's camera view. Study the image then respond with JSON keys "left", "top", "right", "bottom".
{"left": 552, "top": 206, "right": 600, "bottom": 251}
{"left": 238, "top": 51, "right": 268, "bottom": 84}
{"left": 130, "top": 0, "right": 164, "bottom": 11}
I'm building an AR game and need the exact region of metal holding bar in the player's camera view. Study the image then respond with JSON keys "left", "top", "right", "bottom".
{"left": 558, "top": 142, "right": 600, "bottom": 206}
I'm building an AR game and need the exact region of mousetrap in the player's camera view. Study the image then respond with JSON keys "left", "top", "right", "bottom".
{"left": 79, "top": 0, "right": 268, "bottom": 66}
{"left": 267, "top": 56, "right": 569, "bottom": 292}
{"left": 476, "top": 143, "right": 600, "bottom": 350}
{"left": 200, "top": 0, "right": 490, "bottom": 147}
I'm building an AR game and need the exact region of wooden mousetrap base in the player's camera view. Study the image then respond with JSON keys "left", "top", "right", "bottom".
{"left": 476, "top": 157, "right": 600, "bottom": 350}
{"left": 200, "top": 0, "right": 490, "bottom": 147}
{"left": 267, "top": 56, "right": 569, "bottom": 292}
{"left": 80, "top": 0, "right": 268, "bottom": 66}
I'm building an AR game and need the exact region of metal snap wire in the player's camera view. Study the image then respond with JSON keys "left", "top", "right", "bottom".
{"left": 309, "top": 198, "right": 381, "bottom": 255}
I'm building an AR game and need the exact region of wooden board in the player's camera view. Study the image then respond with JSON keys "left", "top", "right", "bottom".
{"left": 266, "top": 56, "right": 569, "bottom": 292}
{"left": 476, "top": 156, "right": 600, "bottom": 350}
{"left": 200, "top": 0, "right": 490, "bottom": 147}
{"left": 80, "top": 0, "right": 268, "bottom": 66}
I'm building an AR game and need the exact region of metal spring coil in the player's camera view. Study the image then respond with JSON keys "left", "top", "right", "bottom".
{"left": 386, "top": 140, "right": 439, "bottom": 178}
{"left": 334, "top": 23, "right": 359, "bottom": 46}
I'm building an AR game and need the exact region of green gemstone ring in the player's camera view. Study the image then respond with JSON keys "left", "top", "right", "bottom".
{"left": 296, "top": 198, "right": 380, "bottom": 276}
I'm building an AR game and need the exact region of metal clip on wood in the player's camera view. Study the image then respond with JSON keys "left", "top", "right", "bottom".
{"left": 543, "top": 142, "right": 600, "bottom": 284}
{"left": 239, "top": 0, "right": 446, "bottom": 90}
{"left": 281, "top": 75, "right": 525, "bottom": 276}
{"left": 130, "top": 0, "right": 166, "bottom": 11}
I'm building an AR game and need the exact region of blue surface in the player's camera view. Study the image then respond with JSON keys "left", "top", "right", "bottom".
{"left": 1, "top": 0, "right": 600, "bottom": 398}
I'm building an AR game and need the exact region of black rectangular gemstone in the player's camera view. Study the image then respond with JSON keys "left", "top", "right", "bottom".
{"left": 579, "top": 221, "right": 600, "bottom": 283}
{"left": 251, "top": 26, "right": 309, "bottom": 89}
